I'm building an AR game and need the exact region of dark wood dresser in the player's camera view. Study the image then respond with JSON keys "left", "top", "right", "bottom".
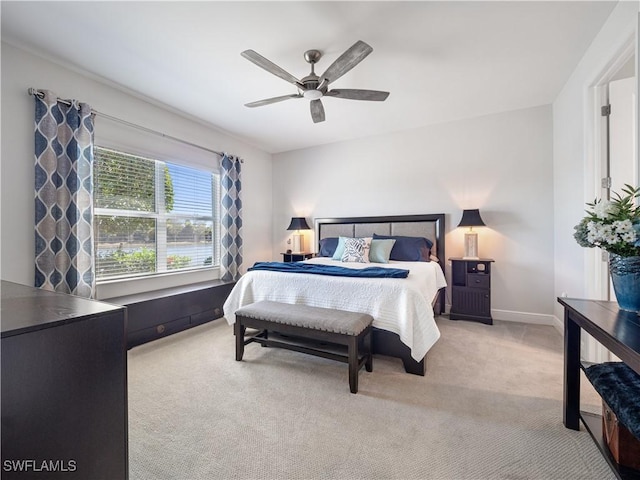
{"left": 1, "top": 281, "right": 128, "bottom": 480}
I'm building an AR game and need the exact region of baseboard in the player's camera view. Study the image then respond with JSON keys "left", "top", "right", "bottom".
{"left": 442, "top": 305, "right": 560, "bottom": 329}
{"left": 491, "top": 308, "right": 557, "bottom": 326}
{"left": 550, "top": 315, "right": 563, "bottom": 335}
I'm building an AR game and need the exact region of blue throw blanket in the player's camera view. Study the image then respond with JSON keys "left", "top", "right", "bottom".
{"left": 248, "top": 262, "right": 409, "bottom": 278}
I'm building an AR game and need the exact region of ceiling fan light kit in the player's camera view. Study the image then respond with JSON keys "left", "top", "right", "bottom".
{"left": 241, "top": 40, "right": 389, "bottom": 123}
{"left": 303, "top": 89, "right": 323, "bottom": 100}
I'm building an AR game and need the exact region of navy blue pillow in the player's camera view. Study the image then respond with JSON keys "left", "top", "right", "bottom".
{"left": 372, "top": 234, "right": 433, "bottom": 261}
{"left": 318, "top": 237, "right": 339, "bottom": 257}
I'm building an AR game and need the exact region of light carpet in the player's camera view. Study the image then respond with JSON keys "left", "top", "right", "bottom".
{"left": 128, "top": 317, "right": 614, "bottom": 480}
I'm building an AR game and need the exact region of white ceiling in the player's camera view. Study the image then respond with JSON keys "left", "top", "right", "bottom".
{"left": 2, "top": 1, "right": 617, "bottom": 154}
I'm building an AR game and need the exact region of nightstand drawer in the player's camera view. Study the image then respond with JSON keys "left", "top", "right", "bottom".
{"left": 467, "top": 273, "right": 490, "bottom": 289}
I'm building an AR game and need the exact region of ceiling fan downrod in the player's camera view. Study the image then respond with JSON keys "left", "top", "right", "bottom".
{"left": 301, "top": 49, "right": 323, "bottom": 99}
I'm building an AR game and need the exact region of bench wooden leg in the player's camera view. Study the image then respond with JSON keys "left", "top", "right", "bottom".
{"left": 234, "top": 321, "right": 246, "bottom": 361}
{"left": 365, "top": 330, "right": 373, "bottom": 373}
{"left": 348, "top": 335, "right": 358, "bottom": 394}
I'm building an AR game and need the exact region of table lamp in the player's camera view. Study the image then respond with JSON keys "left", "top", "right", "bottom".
{"left": 457, "top": 209, "right": 485, "bottom": 259}
{"left": 287, "top": 217, "right": 311, "bottom": 253}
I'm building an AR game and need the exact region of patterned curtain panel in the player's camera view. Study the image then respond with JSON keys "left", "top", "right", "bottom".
{"left": 220, "top": 154, "right": 243, "bottom": 282}
{"left": 34, "top": 90, "right": 96, "bottom": 298}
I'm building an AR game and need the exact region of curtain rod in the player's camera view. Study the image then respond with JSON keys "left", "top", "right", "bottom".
{"left": 28, "top": 88, "right": 232, "bottom": 159}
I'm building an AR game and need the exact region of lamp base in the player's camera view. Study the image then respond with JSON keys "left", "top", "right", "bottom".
{"left": 463, "top": 232, "right": 479, "bottom": 259}
{"left": 292, "top": 234, "right": 304, "bottom": 254}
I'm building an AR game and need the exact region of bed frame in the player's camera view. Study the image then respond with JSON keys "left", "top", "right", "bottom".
{"left": 314, "top": 214, "right": 446, "bottom": 376}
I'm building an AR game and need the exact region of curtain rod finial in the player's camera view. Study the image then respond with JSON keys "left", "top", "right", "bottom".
{"left": 28, "top": 88, "right": 44, "bottom": 99}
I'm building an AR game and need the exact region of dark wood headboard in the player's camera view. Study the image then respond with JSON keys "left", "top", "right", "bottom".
{"left": 314, "top": 214, "right": 445, "bottom": 269}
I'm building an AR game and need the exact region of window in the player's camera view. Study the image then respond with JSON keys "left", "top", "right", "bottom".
{"left": 94, "top": 147, "right": 219, "bottom": 281}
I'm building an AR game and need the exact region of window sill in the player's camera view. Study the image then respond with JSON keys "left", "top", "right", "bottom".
{"left": 97, "top": 267, "right": 220, "bottom": 301}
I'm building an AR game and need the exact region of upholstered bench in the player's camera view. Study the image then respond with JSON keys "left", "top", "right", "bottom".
{"left": 584, "top": 362, "right": 640, "bottom": 470}
{"left": 234, "top": 301, "right": 373, "bottom": 393}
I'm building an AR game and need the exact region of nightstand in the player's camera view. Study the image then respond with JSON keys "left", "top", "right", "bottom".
{"left": 449, "top": 258, "right": 494, "bottom": 325}
{"left": 281, "top": 252, "right": 314, "bottom": 262}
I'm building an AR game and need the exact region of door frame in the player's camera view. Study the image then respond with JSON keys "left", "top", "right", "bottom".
{"left": 586, "top": 34, "right": 636, "bottom": 301}
{"left": 584, "top": 32, "right": 636, "bottom": 363}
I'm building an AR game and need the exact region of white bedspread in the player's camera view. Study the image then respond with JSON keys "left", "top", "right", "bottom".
{"left": 223, "top": 257, "right": 447, "bottom": 361}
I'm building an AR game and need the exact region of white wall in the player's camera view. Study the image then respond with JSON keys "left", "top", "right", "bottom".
{"left": 1, "top": 42, "right": 273, "bottom": 299}
{"left": 273, "top": 105, "right": 555, "bottom": 323}
{"left": 5, "top": 0, "right": 635, "bottom": 323}
{"left": 553, "top": 1, "right": 639, "bottom": 322}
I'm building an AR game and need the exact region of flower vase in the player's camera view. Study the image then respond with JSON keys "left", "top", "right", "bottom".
{"left": 609, "top": 254, "right": 640, "bottom": 312}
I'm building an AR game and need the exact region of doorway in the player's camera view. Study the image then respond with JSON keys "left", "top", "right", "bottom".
{"left": 586, "top": 36, "right": 636, "bottom": 363}
{"left": 598, "top": 58, "right": 637, "bottom": 297}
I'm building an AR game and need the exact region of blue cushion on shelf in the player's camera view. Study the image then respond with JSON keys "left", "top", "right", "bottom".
{"left": 318, "top": 237, "right": 339, "bottom": 257}
{"left": 372, "top": 234, "right": 433, "bottom": 262}
{"left": 584, "top": 362, "right": 640, "bottom": 440}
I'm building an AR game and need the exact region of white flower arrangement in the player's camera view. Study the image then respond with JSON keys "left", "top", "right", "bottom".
{"left": 574, "top": 185, "right": 640, "bottom": 257}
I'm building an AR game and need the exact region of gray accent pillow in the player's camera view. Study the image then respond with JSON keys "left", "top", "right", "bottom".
{"left": 369, "top": 239, "right": 396, "bottom": 263}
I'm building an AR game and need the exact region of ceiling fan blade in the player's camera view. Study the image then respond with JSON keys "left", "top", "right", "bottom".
{"left": 320, "top": 40, "right": 373, "bottom": 84}
{"left": 310, "top": 99, "right": 325, "bottom": 123}
{"left": 245, "top": 94, "right": 302, "bottom": 108}
{"left": 325, "top": 89, "right": 390, "bottom": 101}
{"left": 241, "top": 50, "right": 303, "bottom": 88}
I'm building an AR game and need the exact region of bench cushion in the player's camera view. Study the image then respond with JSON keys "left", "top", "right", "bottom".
{"left": 235, "top": 301, "right": 373, "bottom": 336}
{"left": 584, "top": 362, "right": 640, "bottom": 440}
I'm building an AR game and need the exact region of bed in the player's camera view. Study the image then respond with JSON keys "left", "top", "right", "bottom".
{"left": 223, "top": 214, "right": 447, "bottom": 375}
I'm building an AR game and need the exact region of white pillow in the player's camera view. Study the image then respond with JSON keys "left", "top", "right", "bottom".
{"left": 341, "top": 237, "right": 371, "bottom": 263}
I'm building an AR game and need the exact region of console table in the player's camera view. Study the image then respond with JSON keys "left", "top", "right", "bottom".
{"left": 558, "top": 297, "right": 640, "bottom": 480}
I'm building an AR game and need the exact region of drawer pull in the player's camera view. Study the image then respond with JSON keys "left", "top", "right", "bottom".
{"left": 156, "top": 324, "right": 166, "bottom": 334}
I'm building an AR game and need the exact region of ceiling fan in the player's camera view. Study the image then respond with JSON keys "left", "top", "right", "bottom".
{"left": 241, "top": 40, "right": 389, "bottom": 123}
